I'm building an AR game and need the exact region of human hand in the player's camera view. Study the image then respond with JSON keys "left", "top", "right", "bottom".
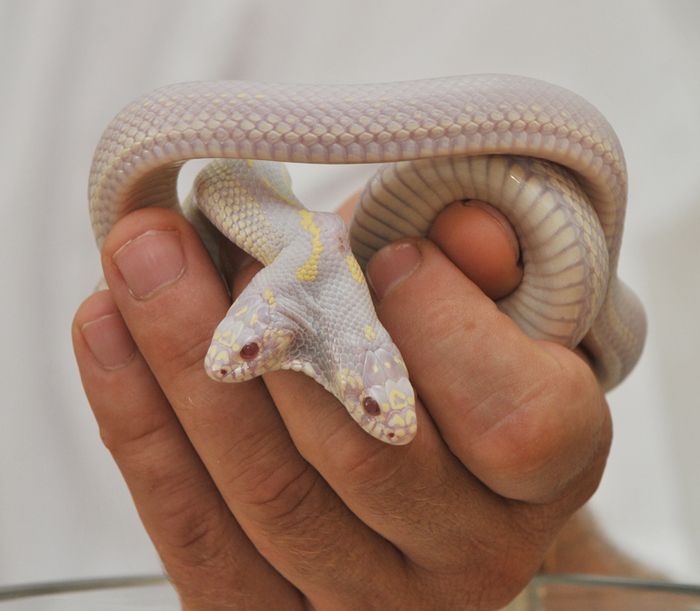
{"left": 72, "top": 192, "right": 610, "bottom": 610}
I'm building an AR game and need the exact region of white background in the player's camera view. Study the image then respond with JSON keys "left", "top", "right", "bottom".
{"left": 1, "top": 0, "right": 698, "bottom": 588}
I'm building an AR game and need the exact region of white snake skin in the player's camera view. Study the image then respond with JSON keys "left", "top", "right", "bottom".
{"left": 88, "top": 74, "right": 646, "bottom": 445}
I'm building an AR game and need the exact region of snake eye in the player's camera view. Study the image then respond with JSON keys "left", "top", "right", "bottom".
{"left": 362, "top": 396, "right": 381, "bottom": 416}
{"left": 239, "top": 342, "right": 260, "bottom": 361}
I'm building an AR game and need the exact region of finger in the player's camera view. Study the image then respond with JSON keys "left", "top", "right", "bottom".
{"left": 72, "top": 290, "right": 300, "bottom": 609}
{"left": 341, "top": 188, "right": 604, "bottom": 504}
{"left": 220, "top": 193, "right": 535, "bottom": 563}
{"left": 221, "top": 236, "right": 461, "bottom": 603}
{"left": 217, "top": 202, "right": 582, "bottom": 601}
{"left": 219, "top": 242, "right": 537, "bottom": 582}
{"left": 366, "top": 238, "right": 611, "bottom": 505}
{"left": 338, "top": 191, "right": 522, "bottom": 300}
{"left": 100, "top": 208, "right": 411, "bottom": 608}
{"left": 428, "top": 200, "right": 522, "bottom": 300}
{"left": 244, "top": 322, "right": 560, "bottom": 604}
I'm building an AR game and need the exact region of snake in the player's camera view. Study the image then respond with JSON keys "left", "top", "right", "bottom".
{"left": 88, "top": 74, "right": 646, "bottom": 446}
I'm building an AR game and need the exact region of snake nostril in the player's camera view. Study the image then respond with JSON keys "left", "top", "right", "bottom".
{"left": 219, "top": 367, "right": 229, "bottom": 377}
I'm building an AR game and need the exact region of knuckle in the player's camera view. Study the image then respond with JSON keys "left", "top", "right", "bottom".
{"left": 409, "top": 555, "right": 532, "bottom": 611}
{"left": 468, "top": 348, "right": 608, "bottom": 501}
{"left": 317, "top": 421, "right": 403, "bottom": 490}
{"left": 162, "top": 511, "right": 250, "bottom": 604}
{"left": 99, "top": 405, "right": 173, "bottom": 457}
{"left": 477, "top": 561, "right": 535, "bottom": 610}
{"left": 235, "top": 459, "right": 322, "bottom": 531}
{"left": 140, "top": 475, "right": 239, "bottom": 571}
{"left": 161, "top": 501, "right": 230, "bottom": 564}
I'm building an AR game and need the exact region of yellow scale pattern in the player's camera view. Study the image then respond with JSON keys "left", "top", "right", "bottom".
{"left": 295, "top": 210, "right": 324, "bottom": 282}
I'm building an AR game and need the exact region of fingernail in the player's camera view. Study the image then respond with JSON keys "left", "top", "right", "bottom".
{"left": 81, "top": 313, "right": 136, "bottom": 370}
{"left": 367, "top": 241, "right": 422, "bottom": 301}
{"left": 113, "top": 230, "right": 184, "bottom": 299}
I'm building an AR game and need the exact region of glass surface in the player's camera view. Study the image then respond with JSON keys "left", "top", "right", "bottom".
{"left": 2, "top": 574, "right": 700, "bottom": 610}
{"left": 0, "top": 576, "right": 176, "bottom": 610}
{"left": 510, "top": 575, "right": 700, "bottom": 611}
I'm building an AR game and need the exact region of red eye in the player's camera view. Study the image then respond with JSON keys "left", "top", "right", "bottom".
{"left": 239, "top": 342, "right": 260, "bottom": 360}
{"left": 362, "top": 396, "right": 381, "bottom": 416}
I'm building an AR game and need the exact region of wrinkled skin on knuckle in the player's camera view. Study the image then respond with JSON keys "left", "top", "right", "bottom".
{"left": 173, "top": 550, "right": 255, "bottom": 611}
{"left": 241, "top": 462, "right": 322, "bottom": 530}
{"left": 313, "top": 415, "right": 403, "bottom": 485}
{"left": 408, "top": 556, "right": 533, "bottom": 611}
{"left": 475, "top": 518, "right": 544, "bottom": 600}
{"left": 99, "top": 407, "right": 177, "bottom": 467}
{"left": 429, "top": 310, "right": 525, "bottom": 420}
{"left": 255, "top": 498, "right": 359, "bottom": 587}
{"left": 160, "top": 502, "right": 283, "bottom": 610}
{"left": 535, "top": 351, "right": 612, "bottom": 496}
{"left": 218, "top": 436, "right": 305, "bottom": 507}
{"left": 155, "top": 495, "right": 234, "bottom": 570}
{"left": 466, "top": 346, "right": 608, "bottom": 502}
{"left": 97, "top": 412, "right": 160, "bottom": 456}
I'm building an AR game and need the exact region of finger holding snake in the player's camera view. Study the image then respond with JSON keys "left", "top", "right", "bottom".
{"left": 77, "top": 74, "right": 640, "bottom": 608}
{"left": 74, "top": 197, "right": 609, "bottom": 609}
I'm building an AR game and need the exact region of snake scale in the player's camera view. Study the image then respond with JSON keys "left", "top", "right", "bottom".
{"left": 89, "top": 74, "right": 646, "bottom": 445}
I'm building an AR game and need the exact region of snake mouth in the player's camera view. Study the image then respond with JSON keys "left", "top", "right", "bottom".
{"left": 205, "top": 341, "right": 260, "bottom": 383}
{"left": 210, "top": 360, "right": 261, "bottom": 382}
{"left": 359, "top": 381, "right": 417, "bottom": 445}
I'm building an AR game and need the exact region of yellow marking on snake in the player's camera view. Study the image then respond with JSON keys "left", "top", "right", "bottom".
{"left": 345, "top": 255, "right": 364, "bottom": 284}
{"left": 389, "top": 388, "right": 410, "bottom": 411}
{"left": 388, "top": 414, "right": 406, "bottom": 428}
{"left": 263, "top": 289, "right": 275, "bottom": 305}
{"left": 296, "top": 210, "right": 323, "bottom": 282}
{"left": 364, "top": 325, "right": 376, "bottom": 342}
{"left": 218, "top": 330, "right": 234, "bottom": 347}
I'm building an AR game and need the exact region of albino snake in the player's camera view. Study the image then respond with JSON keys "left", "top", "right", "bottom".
{"left": 88, "top": 74, "right": 646, "bottom": 445}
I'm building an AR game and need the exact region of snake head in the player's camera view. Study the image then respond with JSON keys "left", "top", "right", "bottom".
{"left": 204, "top": 285, "right": 294, "bottom": 382}
{"left": 335, "top": 342, "right": 417, "bottom": 446}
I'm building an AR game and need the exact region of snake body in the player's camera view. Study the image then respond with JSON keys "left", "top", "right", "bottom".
{"left": 89, "top": 74, "right": 646, "bottom": 445}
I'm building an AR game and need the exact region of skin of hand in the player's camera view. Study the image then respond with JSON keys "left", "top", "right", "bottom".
{"left": 72, "top": 192, "right": 611, "bottom": 611}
